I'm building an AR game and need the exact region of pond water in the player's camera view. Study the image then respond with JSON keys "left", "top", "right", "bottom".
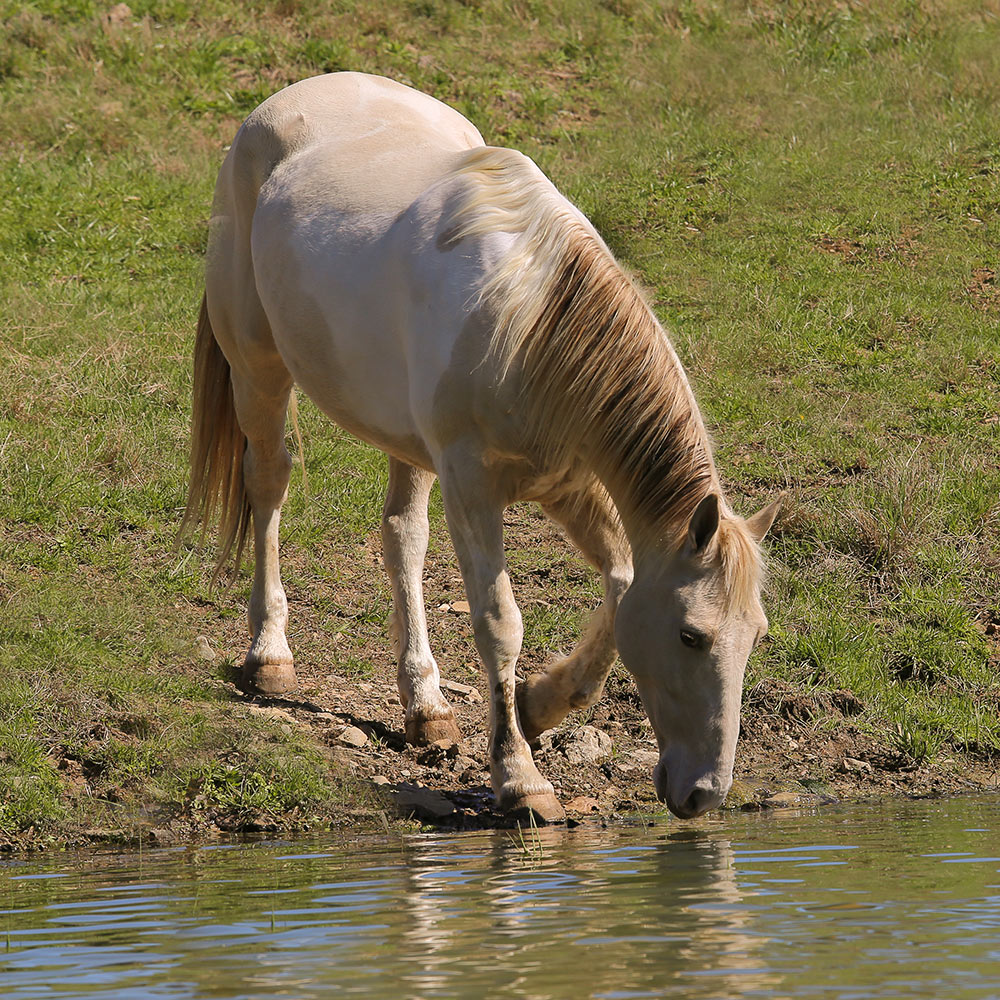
{"left": 1, "top": 796, "right": 999, "bottom": 999}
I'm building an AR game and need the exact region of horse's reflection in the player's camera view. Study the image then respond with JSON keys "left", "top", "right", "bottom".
{"left": 394, "top": 826, "right": 785, "bottom": 999}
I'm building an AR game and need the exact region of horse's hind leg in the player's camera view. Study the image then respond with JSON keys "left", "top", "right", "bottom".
{"left": 231, "top": 371, "right": 297, "bottom": 695}
{"left": 438, "top": 450, "right": 564, "bottom": 824}
{"left": 381, "top": 458, "right": 461, "bottom": 745}
{"left": 517, "top": 485, "right": 633, "bottom": 742}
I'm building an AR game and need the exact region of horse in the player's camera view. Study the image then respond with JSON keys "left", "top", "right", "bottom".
{"left": 183, "top": 72, "right": 780, "bottom": 823}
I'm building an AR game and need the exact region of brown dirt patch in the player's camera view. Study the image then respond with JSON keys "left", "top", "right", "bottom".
{"left": 967, "top": 267, "right": 999, "bottom": 311}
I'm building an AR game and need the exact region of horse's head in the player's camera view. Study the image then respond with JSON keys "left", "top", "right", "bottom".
{"left": 614, "top": 492, "right": 779, "bottom": 819}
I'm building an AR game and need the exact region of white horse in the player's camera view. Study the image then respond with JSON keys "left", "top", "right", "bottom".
{"left": 183, "top": 72, "right": 779, "bottom": 823}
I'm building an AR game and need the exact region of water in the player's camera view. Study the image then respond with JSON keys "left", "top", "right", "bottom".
{"left": 2, "top": 797, "right": 999, "bottom": 999}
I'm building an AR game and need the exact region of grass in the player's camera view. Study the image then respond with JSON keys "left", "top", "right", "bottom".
{"left": 2, "top": 0, "right": 999, "bottom": 843}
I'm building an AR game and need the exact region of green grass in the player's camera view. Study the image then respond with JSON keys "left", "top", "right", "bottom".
{"left": 2, "top": 0, "right": 999, "bottom": 841}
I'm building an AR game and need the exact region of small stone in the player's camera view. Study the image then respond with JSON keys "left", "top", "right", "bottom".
{"left": 103, "top": 3, "right": 132, "bottom": 28}
{"left": 248, "top": 705, "right": 298, "bottom": 726}
{"left": 313, "top": 712, "right": 337, "bottom": 723}
{"left": 337, "top": 725, "right": 368, "bottom": 748}
{"left": 372, "top": 775, "right": 391, "bottom": 786}
{"left": 563, "top": 726, "right": 613, "bottom": 765}
{"left": 391, "top": 784, "right": 456, "bottom": 820}
{"left": 440, "top": 678, "right": 483, "bottom": 703}
{"left": 453, "top": 755, "right": 476, "bottom": 773}
{"left": 195, "top": 636, "right": 216, "bottom": 661}
{"left": 450, "top": 600, "right": 471, "bottom": 614}
{"left": 436, "top": 603, "right": 451, "bottom": 612}
{"left": 840, "top": 756, "right": 873, "bottom": 774}
{"left": 632, "top": 750, "right": 659, "bottom": 769}
{"left": 762, "top": 791, "right": 805, "bottom": 808}
{"left": 565, "top": 795, "right": 600, "bottom": 814}
{"left": 417, "top": 740, "right": 458, "bottom": 766}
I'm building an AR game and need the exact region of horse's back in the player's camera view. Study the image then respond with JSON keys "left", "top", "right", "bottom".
{"left": 228, "top": 72, "right": 484, "bottom": 220}
{"left": 211, "top": 74, "right": 507, "bottom": 467}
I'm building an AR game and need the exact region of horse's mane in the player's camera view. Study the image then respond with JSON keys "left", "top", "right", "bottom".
{"left": 448, "top": 146, "right": 762, "bottom": 610}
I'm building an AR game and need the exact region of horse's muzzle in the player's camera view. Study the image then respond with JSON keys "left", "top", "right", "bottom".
{"left": 653, "top": 760, "right": 728, "bottom": 819}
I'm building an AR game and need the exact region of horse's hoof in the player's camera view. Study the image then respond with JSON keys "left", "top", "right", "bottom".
{"left": 241, "top": 660, "right": 297, "bottom": 695}
{"left": 405, "top": 712, "right": 462, "bottom": 746}
{"left": 503, "top": 791, "right": 566, "bottom": 826}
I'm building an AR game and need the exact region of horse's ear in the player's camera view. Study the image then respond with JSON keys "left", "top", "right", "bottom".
{"left": 687, "top": 493, "right": 720, "bottom": 554}
{"left": 745, "top": 495, "right": 783, "bottom": 543}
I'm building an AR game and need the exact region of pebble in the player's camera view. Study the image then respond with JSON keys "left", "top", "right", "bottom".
{"left": 390, "top": 784, "right": 456, "bottom": 820}
{"left": 194, "top": 636, "right": 216, "bottom": 661}
{"left": 632, "top": 750, "right": 660, "bottom": 769}
{"left": 840, "top": 756, "right": 873, "bottom": 774}
{"left": 337, "top": 725, "right": 369, "bottom": 748}
{"left": 563, "top": 726, "right": 613, "bottom": 765}
{"left": 565, "top": 795, "right": 600, "bottom": 814}
{"left": 440, "top": 678, "right": 483, "bottom": 703}
{"left": 248, "top": 706, "right": 298, "bottom": 726}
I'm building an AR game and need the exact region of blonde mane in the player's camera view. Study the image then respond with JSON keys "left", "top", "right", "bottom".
{"left": 448, "top": 146, "right": 762, "bottom": 610}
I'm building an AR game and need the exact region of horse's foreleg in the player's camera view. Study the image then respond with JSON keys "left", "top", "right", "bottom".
{"left": 439, "top": 453, "right": 564, "bottom": 824}
{"left": 517, "top": 488, "right": 633, "bottom": 741}
{"left": 382, "top": 458, "right": 461, "bottom": 745}
{"left": 232, "top": 374, "right": 296, "bottom": 695}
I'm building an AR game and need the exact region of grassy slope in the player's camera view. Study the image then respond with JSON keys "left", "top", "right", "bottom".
{"left": 1, "top": 0, "right": 998, "bottom": 844}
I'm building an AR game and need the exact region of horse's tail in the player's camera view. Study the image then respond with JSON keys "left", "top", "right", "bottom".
{"left": 179, "top": 293, "right": 251, "bottom": 583}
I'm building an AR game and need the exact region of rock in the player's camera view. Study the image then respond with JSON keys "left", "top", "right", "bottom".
{"left": 840, "top": 756, "right": 873, "bottom": 774}
{"left": 417, "top": 740, "right": 459, "bottom": 766}
{"left": 762, "top": 789, "right": 834, "bottom": 809}
{"left": 391, "top": 784, "right": 456, "bottom": 820}
{"left": 248, "top": 706, "right": 298, "bottom": 726}
{"left": 194, "top": 636, "right": 216, "bottom": 661}
{"left": 440, "top": 678, "right": 483, "bottom": 703}
{"left": 725, "top": 778, "right": 770, "bottom": 809}
{"left": 450, "top": 600, "right": 471, "bottom": 614}
{"left": 337, "top": 725, "right": 368, "bottom": 748}
{"left": 632, "top": 749, "right": 659, "bottom": 769}
{"left": 565, "top": 795, "right": 600, "bottom": 814}
{"left": 103, "top": 3, "right": 132, "bottom": 29}
{"left": 453, "top": 755, "right": 476, "bottom": 773}
{"left": 372, "top": 775, "right": 391, "bottom": 786}
{"left": 563, "top": 726, "right": 613, "bottom": 765}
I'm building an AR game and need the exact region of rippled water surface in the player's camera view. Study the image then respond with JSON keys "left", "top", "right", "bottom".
{"left": 2, "top": 797, "right": 999, "bottom": 999}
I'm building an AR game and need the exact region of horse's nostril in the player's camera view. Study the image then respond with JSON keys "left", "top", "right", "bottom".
{"left": 682, "top": 786, "right": 718, "bottom": 818}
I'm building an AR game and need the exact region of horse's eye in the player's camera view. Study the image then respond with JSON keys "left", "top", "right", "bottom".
{"left": 679, "top": 628, "right": 703, "bottom": 649}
